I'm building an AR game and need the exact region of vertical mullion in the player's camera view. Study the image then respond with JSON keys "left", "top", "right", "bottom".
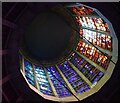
{"left": 44, "top": 67, "right": 58, "bottom": 97}
{"left": 32, "top": 64, "right": 40, "bottom": 90}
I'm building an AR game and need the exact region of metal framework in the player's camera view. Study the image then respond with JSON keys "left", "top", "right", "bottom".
{"left": 19, "top": 3, "right": 118, "bottom": 102}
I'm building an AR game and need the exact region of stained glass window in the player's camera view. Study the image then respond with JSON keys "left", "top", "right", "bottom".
{"left": 19, "top": 3, "right": 118, "bottom": 102}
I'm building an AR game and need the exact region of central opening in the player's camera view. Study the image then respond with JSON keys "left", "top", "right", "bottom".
{"left": 23, "top": 12, "right": 75, "bottom": 62}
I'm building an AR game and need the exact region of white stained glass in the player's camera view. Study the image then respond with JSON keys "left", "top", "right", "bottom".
{"left": 35, "top": 69, "right": 45, "bottom": 74}
{"left": 83, "top": 17, "right": 86, "bottom": 23}
{"left": 38, "top": 81, "right": 47, "bottom": 85}
{"left": 90, "top": 49, "right": 93, "bottom": 55}
{"left": 36, "top": 74, "right": 46, "bottom": 79}
{"left": 37, "top": 77, "right": 48, "bottom": 83}
{"left": 79, "top": 18, "right": 83, "bottom": 26}
{"left": 29, "top": 70, "right": 33, "bottom": 74}
{"left": 40, "top": 72, "right": 45, "bottom": 75}
{"left": 79, "top": 16, "right": 108, "bottom": 32}
{"left": 82, "top": 28, "right": 110, "bottom": 49}
{"left": 91, "top": 19, "right": 96, "bottom": 29}
{"left": 40, "top": 85, "right": 48, "bottom": 91}
{"left": 91, "top": 32, "right": 95, "bottom": 39}
{"left": 103, "top": 26, "right": 106, "bottom": 31}
{"left": 87, "top": 19, "right": 91, "bottom": 28}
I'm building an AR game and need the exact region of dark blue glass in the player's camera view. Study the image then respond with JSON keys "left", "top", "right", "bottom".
{"left": 24, "top": 60, "right": 33, "bottom": 71}
{"left": 24, "top": 59, "right": 35, "bottom": 86}
{"left": 59, "top": 61, "right": 90, "bottom": 94}
{"left": 46, "top": 66, "right": 71, "bottom": 97}
{"left": 69, "top": 53, "right": 104, "bottom": 83}
{"left": 92, "top": 71, "right": 104, "bottom": 84}
{"left": 26, "top": 77, "right": 35, "bottom": 86}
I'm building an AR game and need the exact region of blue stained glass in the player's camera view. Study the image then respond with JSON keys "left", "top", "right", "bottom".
{"left": 77, "top": 81, "right": 83, "bottom": 85}
{"left": 26, "top": 77, "right": 35, "bottom": 86}
{"left": 78, "top": 59, "right": 84, "bottom": 65}
{"left": 90, "top": 70, "right": 93, "bottom": 75}
{"left": 67, "top": 72, "right": 76, "bottom": 78}
{"left": 81, "top": 68, "right": 85, "bottom": 73}
{"left": 24, "top": 59, "right": 35, "bottom": 86}
{"left": 87, "top": 67, "right": 91, "bottom": 71}
{"left": 70, "top": 76, "right": 78, "bottom": 81}
{"left": 70, "top": 73, "right": 77, "bottom": 78}
{"left": 40, "top": 89, "right": 53, "bottom": 95}
{"left": 29, "top": 75, "right": 34, "bottom": 81}
{"left": 64, "top": 61, "right": 68, "bottom": 64}
{"left": 69, "top": 53, "right": 103, "bottom": 83}
{"left": 92, "top": 71, "right": 104, "bottom": 84}
{"left": 75, "top": 58, "right": 78, "bottom": 61}
{"left": 99, "top": 72, "right": 104, "bottom": 77}
{"left": 34, "top": 65, "right": 53, "bottom": 96}
{"left": 86, "top": 88, "right": 90, "bottom": 91}
{"left": 59, "top": 61, "right": 90, "bottom": 94}
{"left": 46, "top": 66, "right": 72, "bottom": 97}
{"left": 80, "top": 87, "right": 84, "bottom": 91}
{"left": 27, "top": 80, "right": 34, "bottom": 85}
{"left": 92, "top": 77, "right": 98, "bottom": 84}
{"left": 24, "top": 60, "right": 33, "bottom": 71}
{"left": 25, "top": 70, "right": 33, "bottom": 76}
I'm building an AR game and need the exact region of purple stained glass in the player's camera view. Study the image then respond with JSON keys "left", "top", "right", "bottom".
{"left": 46, "top": 66, "right": 72, "bottom": 97}
{"left": 59, "top": 61, "right": 90, "bottom": 94}
{"left": 99, "top": 72, "right": 104, "bottom": 77}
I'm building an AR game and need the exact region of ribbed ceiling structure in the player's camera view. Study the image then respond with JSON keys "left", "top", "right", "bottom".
{"left": 19, "top": 3, "right": 118, "bottom": 102}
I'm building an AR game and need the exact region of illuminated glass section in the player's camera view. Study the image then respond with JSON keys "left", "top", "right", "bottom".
{"left": 71, "top": 6, "right": 94, "bottom": 15}
{"left": 46, "top": 66, "right": 72, "bottom": 97}
{"left": 34, "top": 65, "right": 54, "bottom": 96}
{"left": 77, "top": 41, "right": 110, "bottom": 69}
{"left": 58, "top": 61, "right": 90, "bottom": 94}
{"left": 69, "top": 52, "right": 104, "bottom": 83}
{"left": 75, "top": 16, "right": 109, "bottom": 32}
{"left": 24, "top": 60, "right": 35, "bottom": 86}
{"left": 79, "top": 28, "right": 112, "bottom": 51}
